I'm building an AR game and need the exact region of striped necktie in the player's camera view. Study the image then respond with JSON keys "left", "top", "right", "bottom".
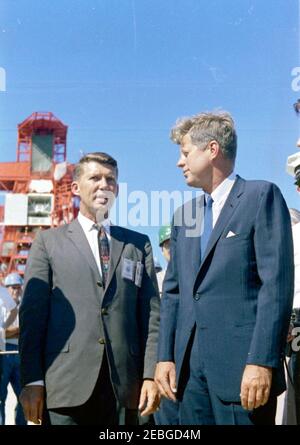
{"left": 98, "top": 225, "right": 110, "bottom": 287}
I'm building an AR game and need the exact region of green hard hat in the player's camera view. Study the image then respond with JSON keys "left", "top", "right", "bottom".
{"left": 159, "top": 224, "right": 171, "bottom": 246}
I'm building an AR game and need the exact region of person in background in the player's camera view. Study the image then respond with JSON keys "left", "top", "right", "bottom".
{"left": 154, "top": 224, "right": 179, "bottom": 425}
{"left": 283, "top": 140, "right": 300, "bottom": 424}
{"left": 0, "top": 282, "right": 17, "bottom": 423}
{"left": 19, "top": 152, "right": 160, "bottom": 426}
{"left": 154, "top": 258, "right": 162, "bottom": 274}
{"left": 0, "top": 273, "right": 27, "bottom": 425}
{"left": 289, "top": 208, "right": 300, "bottom": 225}
{"left": 155, "top": 225, "right": 171, "bottom": 297}
{"left": 155, "top": 110, "right": 294, "bottom": 425}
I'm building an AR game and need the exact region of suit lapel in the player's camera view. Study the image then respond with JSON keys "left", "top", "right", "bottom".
{"left": 67, "top": 219, "right": 102, "bottom": 282}
{"left": 105, "top": 225, "right": 125, "bottom": 292}
{"left": 199, "top": 175, "right": 245, "bottom": 267}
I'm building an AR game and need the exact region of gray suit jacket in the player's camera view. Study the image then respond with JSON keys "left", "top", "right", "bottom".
{"left": 19, "top": 219, "right": 160, "bottom": 410}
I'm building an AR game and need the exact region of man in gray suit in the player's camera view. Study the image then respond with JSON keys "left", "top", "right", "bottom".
{"left": 19, "top": 152, "right": 160, "bottom": 425}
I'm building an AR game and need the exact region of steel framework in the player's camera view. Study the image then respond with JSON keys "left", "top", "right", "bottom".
{"left": 0, "top": 112, "right": 78, "bottom": 280}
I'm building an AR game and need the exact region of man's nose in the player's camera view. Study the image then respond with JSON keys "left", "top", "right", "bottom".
{"left": 177, "top": 155, "right": 185, "bottom": 168}
{"left": 98, "top": 177, "right": 109, "bottom": 189}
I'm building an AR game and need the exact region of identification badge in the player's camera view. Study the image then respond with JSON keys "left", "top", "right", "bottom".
{"left": 135, "top": 261, "right": 144, "bottom": 288}
{"left": 122, "top": 258, "right": 135, "bottom": 281}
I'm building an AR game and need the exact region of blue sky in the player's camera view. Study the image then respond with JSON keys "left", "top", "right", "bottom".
{"left": 0, "top": 0, "right": 299, "bottom": 264}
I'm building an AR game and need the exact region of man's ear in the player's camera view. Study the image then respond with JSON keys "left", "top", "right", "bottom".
{"left": 115, "top": 184, "right": 119, "bottom": 198}
{"left": 209, "top": 140, "right": 220, "bottom": 160}
{"left": 71, "top": 181, "right": 80, "bottom": 196}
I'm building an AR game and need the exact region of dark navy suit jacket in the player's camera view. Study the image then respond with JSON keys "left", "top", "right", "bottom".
{"left": 158, "top": 176, "right": 294, "bottom": 402}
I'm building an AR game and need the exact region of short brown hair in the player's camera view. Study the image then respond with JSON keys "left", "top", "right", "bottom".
{"left": 170, "top": 111, "right": 237, "bottom": 162}
{"left": 73, "top": 152, "right": 118, "bottom": 180}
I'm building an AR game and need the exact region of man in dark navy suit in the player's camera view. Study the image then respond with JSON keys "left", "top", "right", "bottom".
{"left": 155, "top": 111, "right": 294, "bottom": 425}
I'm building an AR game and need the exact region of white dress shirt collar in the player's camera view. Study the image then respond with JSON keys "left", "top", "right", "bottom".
{"left": 210, "top": 172, "right": 236, "bottom": 205}
{"left": 209, "top": 172, "right": 237, "bottom": 227}
{"left": 77, "top": 212, "right": 111, "bottom": 235}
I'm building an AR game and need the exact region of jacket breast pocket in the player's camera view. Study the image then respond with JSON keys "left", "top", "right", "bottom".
{"left": 219, "top": 232, "right": 250, "bottom": 244}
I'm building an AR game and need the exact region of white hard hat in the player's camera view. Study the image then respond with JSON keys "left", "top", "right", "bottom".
{"left": 286, "top": 151, "right": 300, "bottom": 176}
{"left": 4, "top": 272, "right": 23, "bottom": 287}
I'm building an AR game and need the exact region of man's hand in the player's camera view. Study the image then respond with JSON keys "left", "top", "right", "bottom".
{"left": 5, "top": 326, "right": 19, "bottom": 339}
{"left": 19, "top": 385, "right": 45, "bottom": 424}
{"left": 138, "top": 379, "right": 160, "bottom": 417}
{"left": 154, "top": 361, "right": 177, "bottom": 402}
{"left": 240, "top": 364, "right": 272, "bottom": 411}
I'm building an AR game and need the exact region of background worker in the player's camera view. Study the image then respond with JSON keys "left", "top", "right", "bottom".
{"left": 0, "top": 273, "right": 26, "bottom": 425}
{"left": 0, "top": 281, "right": 17, "bottom": 423}
{"left": 155, "top": 225, "right": 171, "bottom": 296}
{"left": 154, "top": 224, "right": 179, "bottom": 425}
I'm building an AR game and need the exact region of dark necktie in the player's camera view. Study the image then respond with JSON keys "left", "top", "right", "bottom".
{"left": 98, "top": 225, "right": 110, "bottom": 287}
{"left": 200, "top": 194, "right": 213, "bottom": 259}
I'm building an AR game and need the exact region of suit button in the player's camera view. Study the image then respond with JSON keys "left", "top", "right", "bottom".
{"left": 194, "top": 293, "right": 201, "bottom": 301}
{"left": 97, "top": 281, "right": 103, "bottom": 287}
{"left": 101, "top": 308, "right": 108, "bottom": 315}
{"left": 98, "top": 338, "right": 106, "bottom": 345}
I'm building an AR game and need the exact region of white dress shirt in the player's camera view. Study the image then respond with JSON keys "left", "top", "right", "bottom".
{"left": 5, "top": 302, "right": 20, "bottom": 347}
{"left": 210, "top": 172, "right": 236, "bottom": 227}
